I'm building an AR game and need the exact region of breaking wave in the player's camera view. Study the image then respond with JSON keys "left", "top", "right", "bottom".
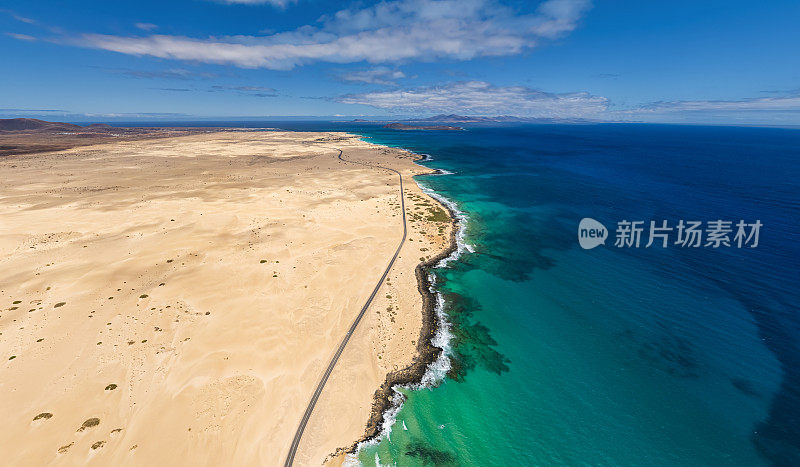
{"left": 344, "top": 150, "right": 473, "bottom": 466}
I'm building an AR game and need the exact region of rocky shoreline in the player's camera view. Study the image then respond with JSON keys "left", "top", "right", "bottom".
{"left": 339, "top": 158, "right": 461, "bottom": 457}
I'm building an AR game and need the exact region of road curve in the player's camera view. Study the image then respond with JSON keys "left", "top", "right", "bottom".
{"left": 284, "top": 148, "right": 408, "bottom": 466}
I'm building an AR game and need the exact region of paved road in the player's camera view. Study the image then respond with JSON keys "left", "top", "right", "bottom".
{"left": 284, "top": 148, "right": 408, "bottom": 466}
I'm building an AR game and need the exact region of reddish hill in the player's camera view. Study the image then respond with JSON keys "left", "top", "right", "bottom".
{"left": 0, "top": 118, "right": 85, "bottom": 132}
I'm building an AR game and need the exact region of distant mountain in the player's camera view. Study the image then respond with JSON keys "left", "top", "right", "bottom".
{"left": 414, "top": 114, "right": 499, "bottom": 123}
{"left": 383, "top": 122, "right": 463, "bottom": 131}
{"left": 0, "top": 118, "right": 84, "bottom": 132}
{"left": 0, "top": 118, "right": 124, "bottom": 133}
{"left": 409, "top": 114, "right": 593, "bottom": 124}
{"left": 348, "top": 115, "right": 597, "bottom": 124}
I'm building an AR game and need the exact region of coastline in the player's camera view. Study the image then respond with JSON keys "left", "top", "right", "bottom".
{"left": 0, "top": 130, "right": 436, "bottom": 465}
{"left": 340, "top": 150, "right": 467, "bottom": 461}
{"left": 0, "top": 128, "right": 462, "bottom": 464}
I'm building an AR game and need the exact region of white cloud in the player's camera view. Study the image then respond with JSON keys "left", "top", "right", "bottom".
{"left": 10, "top": 13, "right": 36, "bottom": 24}
{"left": 0, "top": 108, "right": 67, "bottom": 113}
{"left": 135, "top": 23, "right": 158, "bottom": 31}
{"left": 340, "top": 67, "right": 406, "bottom": 85}
{"left": 109, "top": 67, "right": 220, "bottom": 80}
{"left": 6, "top": 32, "right": 36, "bottom": 41}
{"left": 72, "top": 0, "right": 591, "bottom": 69}
{"left": 338, "top": 81, "right": 608, "bottom": 118}
{"left": 209, "top": 84, "right": 277, "bottom": 96}
{"left": 632, "top": 95, "right": 800, "bottom": 113}
{"left": 217, "top": 0, "right": 297, "bottom": 6}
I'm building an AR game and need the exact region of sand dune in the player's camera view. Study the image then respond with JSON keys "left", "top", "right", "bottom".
{"left": 0, "top": 131, "right": 452, "bottom": 465}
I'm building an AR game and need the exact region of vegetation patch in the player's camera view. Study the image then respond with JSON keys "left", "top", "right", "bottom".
{"left": 78, "top": 418, "right": 100, "bottom": 432}
{"left": 33, "top": 412, "right": 53, "bottom": 421}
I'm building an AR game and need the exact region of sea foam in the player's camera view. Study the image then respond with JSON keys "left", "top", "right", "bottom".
{"left": 345, "top": 150, "right": 473, "bottom": 466}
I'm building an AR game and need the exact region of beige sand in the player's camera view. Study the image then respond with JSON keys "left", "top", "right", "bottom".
{"left": 0, "top": 131, "right": 452, "bottom": 465}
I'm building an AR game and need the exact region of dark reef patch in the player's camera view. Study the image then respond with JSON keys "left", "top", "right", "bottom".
{"left": 443, "top": 291, "right": 510, "bottom": 382}
{"left": 404, "top": 439, "right": 457, "bottom": 466}
{"left": 636, "top": 332, "right": 701, "bottom": 379}
{"left": 731, "top": 378, "right": 762, "bottom": 398}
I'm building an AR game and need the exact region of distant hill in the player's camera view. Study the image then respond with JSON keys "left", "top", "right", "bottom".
{"left": 408, "top": 114, "right": 593, "bottom": 124}
{"left": 0, "top": 118, "right": 85, "bottom": 132}
{"left": 0, "top": 118, "right": 121, "bottom": 132}
{"left": 415, "top": 114, "right": 498, "bottom": 123}
{"left": 383, "top": 122, "right": 463, "bottom": 131}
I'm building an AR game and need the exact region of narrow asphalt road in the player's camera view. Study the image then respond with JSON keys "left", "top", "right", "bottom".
{"left": 284, "top": 148, "right": 408, "bottom": 466}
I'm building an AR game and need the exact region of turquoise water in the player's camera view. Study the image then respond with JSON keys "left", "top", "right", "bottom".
{"left": 118, "top": 121, "right": 800, "bottom": 465}
{"left": 348, "top": 124, "right": 800, "bottom": 466}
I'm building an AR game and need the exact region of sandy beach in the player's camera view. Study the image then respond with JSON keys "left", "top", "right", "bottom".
{"left": 0, "top": 130, "right": 453, "bottom": 465}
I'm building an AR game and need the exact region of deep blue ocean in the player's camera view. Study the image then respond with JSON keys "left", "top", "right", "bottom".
{"left": 352, "top": 123, "right": 800, "bottom": 466}
{"left": 126, "top": 122, "right": 800, "bottom": 465}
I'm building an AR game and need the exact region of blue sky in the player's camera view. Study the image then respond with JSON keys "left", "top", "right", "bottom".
{"left": 1, "top": 0, "right": 799, "bottom": 124}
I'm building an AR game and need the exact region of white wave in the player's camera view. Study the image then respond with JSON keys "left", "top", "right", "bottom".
{"left": 343, "top": 453, "right": 360, "bottom": 467}
{"left": 347, "top": 147, "right": 473, "bottom": 466}
{"left": 431, "top": 168, "right": 455, "bottom": 175}
{"left": 344, "top": 452, "right": 393, "bottom": 467}
{"left": 418, "top": 184, "right": 474, "bottom": 256}
{"left": 415, "top": 152, "right": 453, "bottom": 174}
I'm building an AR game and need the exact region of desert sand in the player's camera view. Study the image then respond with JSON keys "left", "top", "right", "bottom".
{"left": 0, "top": 130, "right": 453, "bottom": 465}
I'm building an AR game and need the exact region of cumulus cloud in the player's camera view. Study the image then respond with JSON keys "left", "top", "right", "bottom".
{"left": 340, "top": 67, "right": 406, "bottom": 85}
{"left": 73, "top": 0, "right": 591, "bottom": 69}
{"left": 338, "top": 81, "right": 608, "bottom": 118}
